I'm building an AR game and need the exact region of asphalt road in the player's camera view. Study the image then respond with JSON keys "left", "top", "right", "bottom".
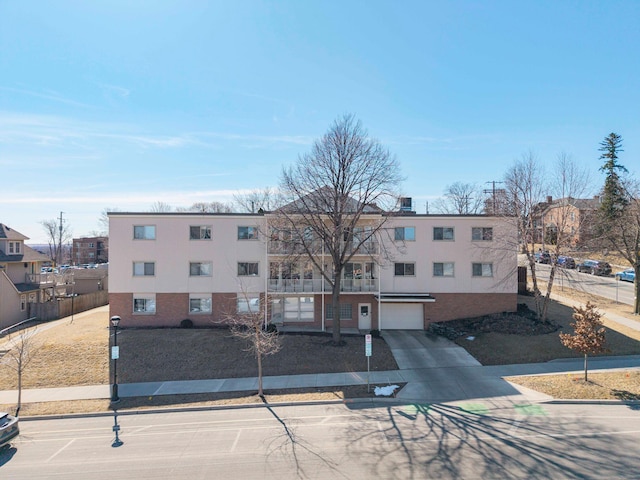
{"left": 533, "top": 263, "right": 637, "bottom": 306}
{"left": 2, "top": 402, "right": 640, "bottom": 479}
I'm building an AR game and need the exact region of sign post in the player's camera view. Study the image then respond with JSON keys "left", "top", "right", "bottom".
{"left": 365, "top": 334, "right": 372, "bottom": 392}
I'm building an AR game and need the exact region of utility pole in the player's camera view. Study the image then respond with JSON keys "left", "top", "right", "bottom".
{"left": 484, "top": 181, "right": 504, "bottom": 214}
{"left": 57, "top": 212, "right": 64, "bottom": 266}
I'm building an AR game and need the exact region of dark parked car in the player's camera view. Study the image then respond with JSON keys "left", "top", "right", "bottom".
{"left": 0, "top": 411, "right": 19, "bottom": 448}
{"left": 556, "top": 255, "right": 576, "bottom": 269}
{"left": 577, "top": 259, "right": 612, "bottom": 276}
{"left": 534, "top": 251, "right": 552, "bottom": 264}
{"left": 615, "top": 268, "right": 636, "bottom": 283}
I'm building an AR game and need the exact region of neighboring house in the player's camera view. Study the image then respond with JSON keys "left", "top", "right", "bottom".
{"left": 72, "top": 236, "right": 108, "bottom": 265}
{"left": 0, "top": 224, "right": 53, "bottom": 329}
{"left": 108, "top": 201, "right": 518, "bottom": 330}
{"left": 535, "top": 196, "right": 600, "bottom": 246}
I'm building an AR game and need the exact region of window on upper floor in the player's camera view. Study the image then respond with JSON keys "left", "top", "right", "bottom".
{"left": 394, "top": 226, "right": 416, "bottom": 241}
{"left": 190, "top": 225, "right": 211, "bottom": 240}
{"left": 134, "top": 225, "right": 156, "bottom": 240}
{"left": 472, "top": 227, "right": 493, "bottom": 241}
{"left": 189, "top": 294, "right": 212, "bottom": 314}
{"left": 133, "top": 295, "right": 156, "bottom": 314}
{"left": 88, "top": 242, "right": 95, "bottom": 248}
{"left": 238, "top": 226, "right": 258, "bottom": 240}
{"left": 133, "top": 262, "right": 155, "bottom": 276}
{"left": 433, "top": 227, "right": 454, "bottom": 241}
{"left": 8, "top": 242, "right": 14, "bottom": 254}
{"left": 433, "top": 262, "right": 454, "bottom": 277}
{"left": 237, "top": 262, "right": 259, "bottom": 276}
{"left": 394, "top": 262, "right": 415, "bottom": 276}
{"left": 189, "top": 262, "right": 212, "bottom": 276}
{"left": 472, "top": 263, "right": 493, "bottom": 277}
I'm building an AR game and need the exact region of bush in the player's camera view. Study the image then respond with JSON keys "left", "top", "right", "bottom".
{"left": 264, "top": 323, "right": 278, "bottom": 333}
{"left": 369, "top": 329, "right": 381, "bottom": 338}
{"left": 180, "top": 319, "right": 194, "bottom": 329}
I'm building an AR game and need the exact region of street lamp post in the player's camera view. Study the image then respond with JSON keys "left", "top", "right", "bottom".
{"left": 110, "top": 315, "right": 121, "bottom": 403}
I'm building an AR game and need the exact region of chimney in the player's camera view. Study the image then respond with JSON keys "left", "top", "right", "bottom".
{"left": 546, "top": 196, "right": 553, "bottom": 204}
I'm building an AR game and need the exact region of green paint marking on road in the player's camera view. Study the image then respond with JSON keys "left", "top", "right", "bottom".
{"left": 514, "top": 403, "right": 548, "bottom": 416}
{"left": 400, "top": 403, "right": 431, "bottom": 416}
{"left": 458, "top": 403, "right": 489, "bottom": 415}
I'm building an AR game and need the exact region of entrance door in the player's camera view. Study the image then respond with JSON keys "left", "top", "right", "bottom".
{"left": 358, "top": 303, "right": 371, "bottom": 330}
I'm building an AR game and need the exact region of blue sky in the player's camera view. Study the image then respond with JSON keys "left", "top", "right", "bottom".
{"left": 1, "top": 1, "right": 638, "bottom": 243}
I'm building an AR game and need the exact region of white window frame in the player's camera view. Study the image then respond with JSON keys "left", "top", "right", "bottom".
{"left": 189, "top": 294, "right": 212, "bottom": 314}
{"left": 9, "top": 242, "right": 14, "bottom": 254}
{"left": 133, "top": 294, "right": 156, "bottom": 314}
{"left": 433, "top": 262, "right": 455, "bottom": 277}
{"left": 133, "top": 225, "right": 156, "bottom": 240}
{"left": 237, "top": 262, "right": 259, "bottom": 276}
{"left": 15, "top": 242, "right": 20, "bottom": 254}
{"left": 20, "top": 295, "right": 26, "bottom": 311}
{"left": 472, "top": 263, "right": 493, "bottom": 277}
{"left": 394, "top": 262, "right": 415, "bottom": 276}
{"left": 190, "top": 225, "right": 212, "bottom": 240}
{"left": 133, "top": 262, "right": 155, "bottom": 276}
{"left": 472, "top": 227, "right": 493, "bottom": 241}
{"left": 433, "top": 227, "right": 455, "bottom": 241}
{"left": 237, "top": 294, "right": 260, "bottom": 314}
{"left": 238, "top": 226, "right": 259, "bottom": 240}
{"left": 189, "top": 262, "right": 212, "bottom": 277}
{"left": 394, "top": 226, "right": 416, "bottom": 241}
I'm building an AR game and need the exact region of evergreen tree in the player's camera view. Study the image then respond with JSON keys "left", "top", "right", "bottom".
{"left": 598, "top": 133, "right": 628, "bottom": 221}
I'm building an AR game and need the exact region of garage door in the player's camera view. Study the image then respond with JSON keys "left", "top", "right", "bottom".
{"left": 380, "top": 303, "right": 424, "bottom": 330}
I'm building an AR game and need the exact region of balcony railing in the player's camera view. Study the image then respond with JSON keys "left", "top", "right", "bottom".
{"left": 25, "top": 273, "right": 56, "bottom": 286}
{"left": 268, "top": 278, "right": 377, "bottom": 293}
{"left": 268, "top": 240, "right": 379, "bottom": 256}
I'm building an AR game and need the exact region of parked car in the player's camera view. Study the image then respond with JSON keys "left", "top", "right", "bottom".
{"left": 614, "top": 268, "right": 636, "bottom": 283}
{"left": 534, "top": 251, "right": 552, "bottom": 264}
{"left": 577, "top": 259, "right": 612, "bottom": 276}
{"left": 0, "top": 411, "right": 19, "bottom": 448}
{"left": 556, "top": 256, "right": 576, "bottom": 269}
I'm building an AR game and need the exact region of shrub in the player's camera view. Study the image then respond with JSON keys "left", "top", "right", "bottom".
{"left": 180, "top": 319, "right": 194, "bottom": 329}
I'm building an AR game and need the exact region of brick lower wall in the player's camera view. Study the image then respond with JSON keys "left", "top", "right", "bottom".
{"left": 424, "top": 293, "right": 517, "bottom": 324}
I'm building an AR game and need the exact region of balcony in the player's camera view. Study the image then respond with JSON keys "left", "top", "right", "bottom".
{"left": 25, "top": 273, "right": 56, "bottom": 286}
{"left": 268, "top": 278, "right": 377, "bottom": 293}
{"left": 268, "top": 240, "right": 378, "bottom": 256}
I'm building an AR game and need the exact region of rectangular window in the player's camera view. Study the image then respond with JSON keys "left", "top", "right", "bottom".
{"left": 133, "top": 262, "right": 155, "bottom": 276}
{"left": 237, "top": 262, "right": 259, "bottom": 276}
{"left": 472, "top": 227, "right": 493, "bottom": 241}
{"left": 134, "top": 225, "right": 156, "bottom": 240}
{"left": 394, "top": 262, "right": 415, "bottom": 276}
{"left": 189, "top": 262, "right": 212, "bottom": 276}
{"left": 15, "top": 242, "right": 20, "bottom": 254}
{"left": 88, "top": 242, "right": 95, "bottom": 248}
{"left": 433, "top": 262, "right": 455, "bottom": 277}
{"left": 238, "top": 226, "right": 258, "bottom": 240}
{"left": 9, "top": 243, "right": 14, "bottom": 254}
{"left": 237, "top": 295, "right": 260, "bottom": 313}
{"left": 189, "top": 295, "right": 212, "bottom": 314}
{"left": 20, "top": 295, "right": 26, "bottom": 312}
{"left": 133, "top": 295, "right": 156, "bottom": 313}
{"left": 190, "top": 225, "right": 212, "bottom": 240}
{"left": 472, "top": 263, "right": 493, "bottom": 277}
{"left": 326, "top": 303, "right": 353, "bottom": 320}
{"left": 394, "top": 226, "right": 416, "bottom": 241}
{"left": 433, "top": 227, "right": 454, "bottom": 241}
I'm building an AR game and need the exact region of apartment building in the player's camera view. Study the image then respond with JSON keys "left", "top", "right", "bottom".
{"left": 72, "top": 236, "right": 108, "bottom": 265}
{"left": 108, "top": 206, "right": 518, "bottom": 330}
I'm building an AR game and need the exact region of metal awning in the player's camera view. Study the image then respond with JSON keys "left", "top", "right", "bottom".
{"left": 374, "top": 293, "right": 435, "bottom": 303}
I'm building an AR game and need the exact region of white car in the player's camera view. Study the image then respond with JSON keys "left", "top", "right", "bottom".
{"left": 0, "top": 412, "right": 19, "bottom": 447}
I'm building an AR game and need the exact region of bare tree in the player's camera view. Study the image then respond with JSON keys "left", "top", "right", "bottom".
{"left": 0, "top": 327, "right": 41, "bottom": 416}
{"left": 99, "top": 207, "right": 120, "bottom": 236}
{"left": 149, "top": 201, "right": 173, "bottom": 212}
{"left": 432, "top": 181, "right": 485, "bottom": 214}
{"left": 503, "top": 151, "right": 591, "bottom": 323}
{"left": 277, "top": 114, "right": 403, "bottom": 344}
{"left": 41, "top": 214, "right": 72, "bottom": 266}
{"left": 559, "top": 302, "right": 607, "bottom": 381}
{"left": 234, "top": 187, "right": 280, "bottom": 213}
{"left": 222, "top": 293, "right": 281, "bottom": 398}
{"left": 176, "top": 201, "right": 234, "bottom": 213}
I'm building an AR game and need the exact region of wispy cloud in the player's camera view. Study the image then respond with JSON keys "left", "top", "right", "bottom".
{"left": 0, "top": 86, "right": 94, "bottom": 109}
{"left": 98, "top": 83, "right": 131, "bottom": 98}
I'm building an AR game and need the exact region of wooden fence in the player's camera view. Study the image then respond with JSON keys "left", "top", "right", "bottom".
{"left": 31, "top": 291, "right": 109, "bottom": 321}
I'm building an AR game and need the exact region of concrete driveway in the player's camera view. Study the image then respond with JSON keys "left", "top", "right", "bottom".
{"left": 381, "top": 330, "right": 550, "bottom": 404}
